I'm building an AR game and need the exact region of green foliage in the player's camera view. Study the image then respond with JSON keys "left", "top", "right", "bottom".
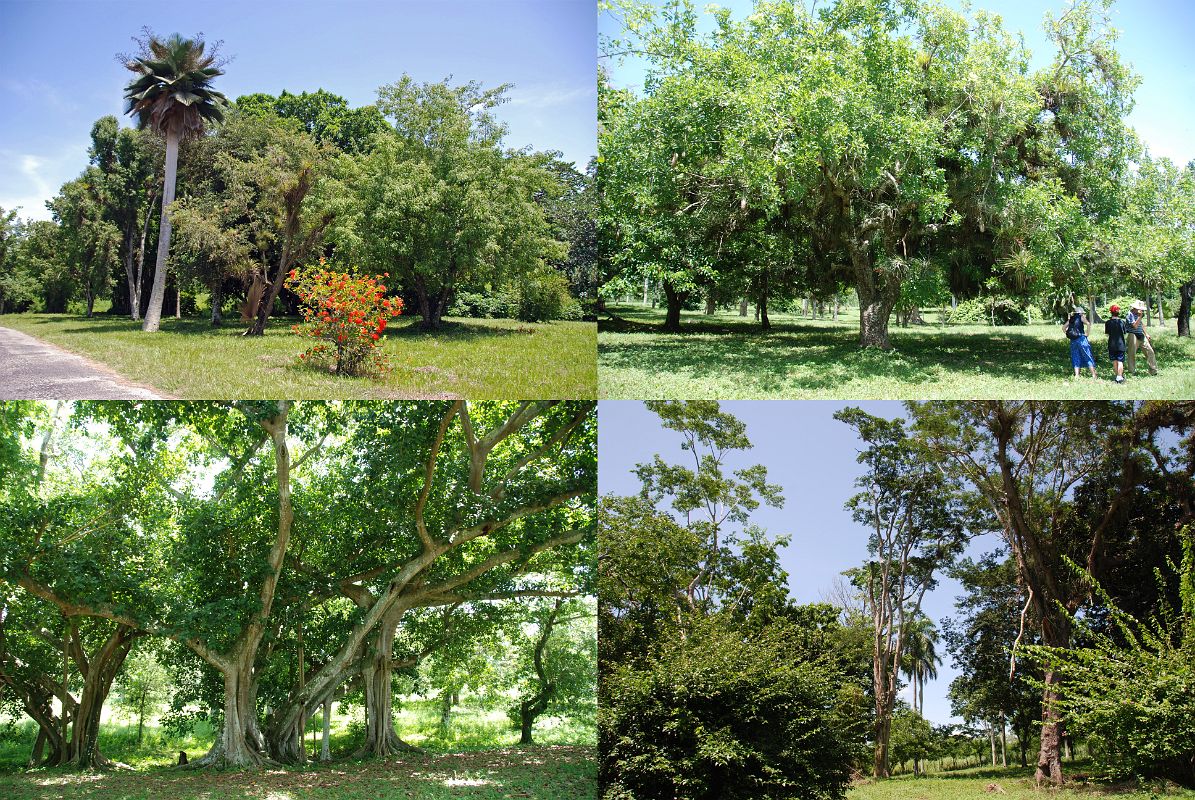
{"left": 601, "top": 615, "right": 857, "bottom": 800}
{"left": 326, "top": 76, "right": 566, "bottom": 330}
{"left": 1028, "top": 533, "right": 1195, "bottom": 787}
{"left": 516, "top": 266, "right": 578, "bottom": 322}
{"left": 448, "top": 288, "right": 518, "bottom": 319}
{"left": 945, "top": 296, "right": 1030, "bottom": 326}
{"left": 235, "top": 89, "right": 389, "bottom": 154}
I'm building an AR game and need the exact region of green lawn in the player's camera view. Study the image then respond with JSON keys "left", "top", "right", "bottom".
{"left": 1, "top": 313, "right": 596, "bottom": 399}
{"left": 599, "top": 305, "right": 1195, "bottom": 399}
{"left": 849, "top": 763, "right": 1195, "bottom": 800}
{"left": 0, "top": 698, "right": 595, "bottom": 799}
{"left": 0, "top": 745, "right": 594, "bottom": 799}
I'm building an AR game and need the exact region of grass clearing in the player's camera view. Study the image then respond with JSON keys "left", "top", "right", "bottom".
{"left": 1, "top": 313, "right": 596, "bottom": 399}
{"left": 0, "top": 698, "right": 596, "bottom": 799}
{"left": 599, "top": 305, "right": 1195, "bottom": 399}
{"left": 0, "top": 745, "right": 595, "bottom": 800}
{"left": 849, "top": 763, "right": 1195, "bottom": 800}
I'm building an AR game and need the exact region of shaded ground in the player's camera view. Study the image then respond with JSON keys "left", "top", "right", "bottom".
{"left": 599, "top": 305, "right": 1195, "bottom": 399}
{"left": 0, "top": 314, "right": 596, "bottom": 400}
{"left": 0, "top": 745, "right": 595, "bottom": 800}
{"left": 849, "top": 763, "right": 1195, "bottom": 800}
{"left": 0, "top": 326, "right": 164, "bottom": 399}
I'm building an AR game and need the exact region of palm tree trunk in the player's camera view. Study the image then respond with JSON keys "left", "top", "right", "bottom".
{"left": 142, "top": 129, "right": 179, "bottom": 332}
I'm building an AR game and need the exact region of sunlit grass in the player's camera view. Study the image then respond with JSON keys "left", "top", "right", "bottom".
{"left": 0, "top": 697, "right": 596, "bottom": 799}
{"left": 849, "top": 761, "right": 1195, "bottom": 800}
{"left": 598, "top": 304, "right": 1195, "bottom": 399}
{"left": 1, "top": 313, "right": 596, "bottom": 399}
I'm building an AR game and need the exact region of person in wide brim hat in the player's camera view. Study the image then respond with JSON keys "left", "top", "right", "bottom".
{"left": 1125, "top": 300, "right": 1158, "bottom": 376}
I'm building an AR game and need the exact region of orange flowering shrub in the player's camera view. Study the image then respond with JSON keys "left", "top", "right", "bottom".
{"left": 285, "top": 261, "right": 403, "bottom": 377}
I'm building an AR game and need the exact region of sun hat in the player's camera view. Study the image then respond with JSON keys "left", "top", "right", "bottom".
{"left": 1131, "top": 299, "right": 1147, "bottom": 311}
{"left": 1072, "top": 305, "right": 1085, "bottom": 314}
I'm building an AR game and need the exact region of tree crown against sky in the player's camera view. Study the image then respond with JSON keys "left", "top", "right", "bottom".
{"left": 0, "top": 0, "right": 597, "bottom": 223}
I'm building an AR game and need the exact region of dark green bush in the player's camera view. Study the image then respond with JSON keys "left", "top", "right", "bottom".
{"left": 600, "top": 617, "right": 856, "bottom": 800}
{"left": 946, "top": 295, "right": 1029, "bottom": 325}
{"left": 517, "top": 267, "right": 576, "bottom": 323}
{"left": 448, "top": 288, "right": 518, "bottom": 319}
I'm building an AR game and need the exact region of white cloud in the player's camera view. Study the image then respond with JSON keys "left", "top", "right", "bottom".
{"left": 0, "top": 78, "right": 78, "bottom": 114}
{"left": 507, "top": 85, "right": 595, "bottom": 110}
{"left": 0, "top": 142, "right": 89, "bottom": 222}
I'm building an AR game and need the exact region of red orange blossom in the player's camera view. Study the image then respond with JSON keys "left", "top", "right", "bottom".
{"left": 285, "top": 260, "right": 403, "bottom": 377}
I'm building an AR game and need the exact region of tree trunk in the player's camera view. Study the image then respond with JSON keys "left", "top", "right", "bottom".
{"left": 518, "top": 600, "right": 561, "bottom": 745}
{"left": 1035, "top": 641, "right": 1068, "bottom": 785}
{"left": 353, "top": 612, "right": 418, "bottom": 758}
{"left": 739, "top": 297, "right": 748, "bottom": 317}
{"left": 1087, "top": 294, "right": 1102, "bottom": 323}
{"left": 1178, "top": 279, "right": 1193, "bottom": 337}
{"left": 72, "top": 626, "right": 139, "bottom": 769}
{"left": 1158, "top": 289, "right": 1165, "bottom": 327}
{"left": 133, "top": 191, "right": 156, "bottom": 321}
{"left": 193, "top": 656, "right": 271, "bottom": 769}
{"left": 142, "top": 129, "right": 178, "bottom": 332}
{"left": 662, "top": 283, "right": 683, "bottom": 332}
{"left": 320, "top": 698, "right": 332, "bottom": 762}
{"left": 122, "top": 225, "right": 137, "bottom": 320}
{"left": 211, "top": 281, "right": 223, "bottom": 326}
{"left": 85, "top": 289, "right": 95, "bottom": 318}
{"left": 438, "top": 690, "right": 452, "bottom": 735}
{"left": 704, "top": 294, "right": 716, "bottom": 316}
{"left": 852, "top": 245, "right": 898, "bottom": 349}
{"left": 414, "top": 284, "right": 448, "bottom": 332}
{"left": 247, "top": 252, "right": 290, "bottom": 336}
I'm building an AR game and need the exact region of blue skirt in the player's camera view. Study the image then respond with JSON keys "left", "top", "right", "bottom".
{"left": 1070, "top": 336, "right": 1095, "bottom": 368}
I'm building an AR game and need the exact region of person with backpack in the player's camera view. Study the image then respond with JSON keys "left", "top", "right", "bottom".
{"left": 1064, "top": 305, "right": 1097, "bottom": 379}
{"left": 1105, "top": 304, "right": 1128, "bottom": 384}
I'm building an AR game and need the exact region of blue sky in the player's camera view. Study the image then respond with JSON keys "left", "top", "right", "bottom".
{"left": 0, "top": 0, "right": 596, "bottom": 221}
{"left": 599, "top": 400, "right": 1006, "bottom": 726}
{"left": 600, "top": 0, "right": 1195, "bottom": 168}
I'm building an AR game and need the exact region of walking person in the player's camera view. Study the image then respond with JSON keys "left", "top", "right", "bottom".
{"left": 1105, "top": 304, "right": 1128, "bottom": 384}
{"left": 1064, "top": 305, "right": 1097, "bottom": 380}
{"left": 1125, "top": 300, "right": 1158, "bottom": 375}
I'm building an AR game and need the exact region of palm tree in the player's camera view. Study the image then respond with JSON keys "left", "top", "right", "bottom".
{"left": 901, "top": 614, "right": 941, "bottom": 717}
{"left": 123, "top": 33, "right": 226, "bottom": 331}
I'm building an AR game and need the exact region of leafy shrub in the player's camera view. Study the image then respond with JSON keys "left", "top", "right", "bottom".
{"left": 1028, "top": 532, "right": 1195, "bottom": 787}
{"left": 600, "top": 616, "right": 856, "bottom": 800}
{"left": 946, "top": 295, "right": 1029, "bottom": 325}
{"left": 286, "top": 261, "right": 404, "bottom": 377}
{"left": 448, "top": 288, "right": 517, "bottom": 319}
{"left": 517, "top": 267, "right": 576, "bottom": 323}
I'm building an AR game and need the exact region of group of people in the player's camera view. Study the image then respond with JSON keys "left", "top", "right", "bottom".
{"left": 1065, "top": 299, "right": 1158, "bottom": 383}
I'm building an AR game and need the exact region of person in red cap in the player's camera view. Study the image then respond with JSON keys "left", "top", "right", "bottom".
{"left": 1104, "top": 304, "right": 1127, "bottom": 384}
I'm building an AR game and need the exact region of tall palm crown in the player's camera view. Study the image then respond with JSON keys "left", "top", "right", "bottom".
{"left": 123, "top": 34, "right": 227, "bottom": 136}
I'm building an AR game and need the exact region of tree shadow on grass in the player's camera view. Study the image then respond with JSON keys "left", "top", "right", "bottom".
{"left": 600, "top": 319, "right": 1109, "bottom": 395}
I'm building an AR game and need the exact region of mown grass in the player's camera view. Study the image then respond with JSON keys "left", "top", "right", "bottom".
{"left": 598, "top": 305, "right": 1195, "bottom": 400}
{"left": 849, "top": 762, "right": 1195, "bottom": 800}
{"left": 0, "top": 698, "right": 596, "bottom": 799}
{"left": 1, "top": 313, "right": 597, "bottom": 400}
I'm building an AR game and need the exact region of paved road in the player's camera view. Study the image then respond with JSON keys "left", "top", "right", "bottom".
{"left": 0, "top": 326, "right": 164, "bottom": 399}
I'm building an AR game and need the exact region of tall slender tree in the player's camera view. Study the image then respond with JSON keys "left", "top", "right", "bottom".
{"left": 123, "top": 32, "right": 227, "bottom": 332}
